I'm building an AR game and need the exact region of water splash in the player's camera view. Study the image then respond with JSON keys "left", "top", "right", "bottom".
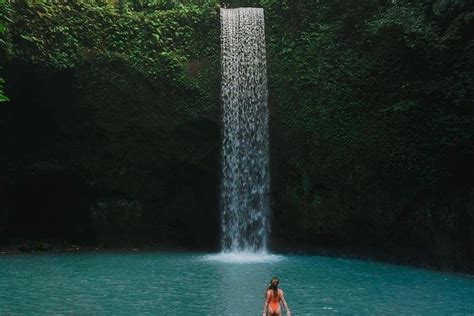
{"left": 220, "top": 8, "right": 270, "bottom": 253}
{"left": 203, "top": 252, "right": 283, "bottom": 264}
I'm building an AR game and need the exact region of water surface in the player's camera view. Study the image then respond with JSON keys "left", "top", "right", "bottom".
{"left": 0, "top": 252, "right": 473, "bottom": 314}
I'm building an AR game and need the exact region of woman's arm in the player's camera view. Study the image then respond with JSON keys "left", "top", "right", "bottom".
{"left": 262, "top": 290, "right": 270, "bottom": 315}
{"left": 280, "top": 289, "right": 291, "bottom": 316}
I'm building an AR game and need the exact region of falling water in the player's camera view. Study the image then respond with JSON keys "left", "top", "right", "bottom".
{"left": 220, "top": 8, "right": 269, "bottom": 253}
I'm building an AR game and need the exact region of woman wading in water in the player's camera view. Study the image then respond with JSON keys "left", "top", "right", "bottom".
{"left": 262, "top": 277, "right": 291, "bottom": 316}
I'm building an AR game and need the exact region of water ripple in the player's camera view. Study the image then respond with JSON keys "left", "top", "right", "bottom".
{"left": 0, "top": 252, "right": 473, "bottom": 315}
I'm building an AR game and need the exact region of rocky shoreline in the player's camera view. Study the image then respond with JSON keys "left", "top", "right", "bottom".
{"left": 0, "top": 239, "right": 220, "bottom": 256}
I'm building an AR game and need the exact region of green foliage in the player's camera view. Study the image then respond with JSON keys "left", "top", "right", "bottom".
{"left": 0, "top": 0, "right": 7, "bottom": 102}
{"left": 0, "top": 78, "right": 7, "bottom": 102}
{"left": 1, "top": 0, "right": 220, "bottom": 116}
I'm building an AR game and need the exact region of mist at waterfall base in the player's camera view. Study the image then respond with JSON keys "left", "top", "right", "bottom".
{"left": 1, "top": 252, "right": 474, "bottom": 314}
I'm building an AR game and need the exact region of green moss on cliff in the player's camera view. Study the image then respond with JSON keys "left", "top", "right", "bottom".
{"left": 0, "top": 0, "right": 8, "bottom": 101}
{"left": 263, "top": 0, "right": 474, "bottom": 270}
{"left": 0, "top": 1, "right": 221, "bottom": 249}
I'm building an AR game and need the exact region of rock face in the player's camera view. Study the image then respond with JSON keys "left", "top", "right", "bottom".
{"left": 0, "top": 2, "right": 223, "bottom": 250}
{"left": 0, "top": 1, "right": 473, "bottom": 272}
{"left": 261, "top": 0, "right": 474, "bottom": 272}
{"left": 0, "top": 61, "right": 221, "bottom": 250}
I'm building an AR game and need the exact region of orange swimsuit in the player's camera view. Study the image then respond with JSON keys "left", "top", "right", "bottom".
{"left": 267, "top": 290, "right": 280, "bottom": 313}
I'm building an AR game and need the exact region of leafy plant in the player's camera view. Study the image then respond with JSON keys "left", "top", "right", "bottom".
{"left": 0, "top": 0, "right": 8, "bottom": 102}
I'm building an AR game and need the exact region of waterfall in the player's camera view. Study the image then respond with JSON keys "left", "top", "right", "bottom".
{"left": 220, "top": 8, "right": 270, "bottom": 253}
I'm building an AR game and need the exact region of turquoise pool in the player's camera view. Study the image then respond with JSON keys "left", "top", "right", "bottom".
{"left": 0, "top": 252, "right": 473, "bottom": 314}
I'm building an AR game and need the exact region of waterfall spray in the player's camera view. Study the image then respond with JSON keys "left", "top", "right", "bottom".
{"left": 220, "top": 8, "right": 270, "bottom": 253}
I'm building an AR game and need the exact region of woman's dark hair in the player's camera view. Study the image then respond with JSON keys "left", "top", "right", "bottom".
{"left": 267, "top": 277, "right": 279, "bottom": 297}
